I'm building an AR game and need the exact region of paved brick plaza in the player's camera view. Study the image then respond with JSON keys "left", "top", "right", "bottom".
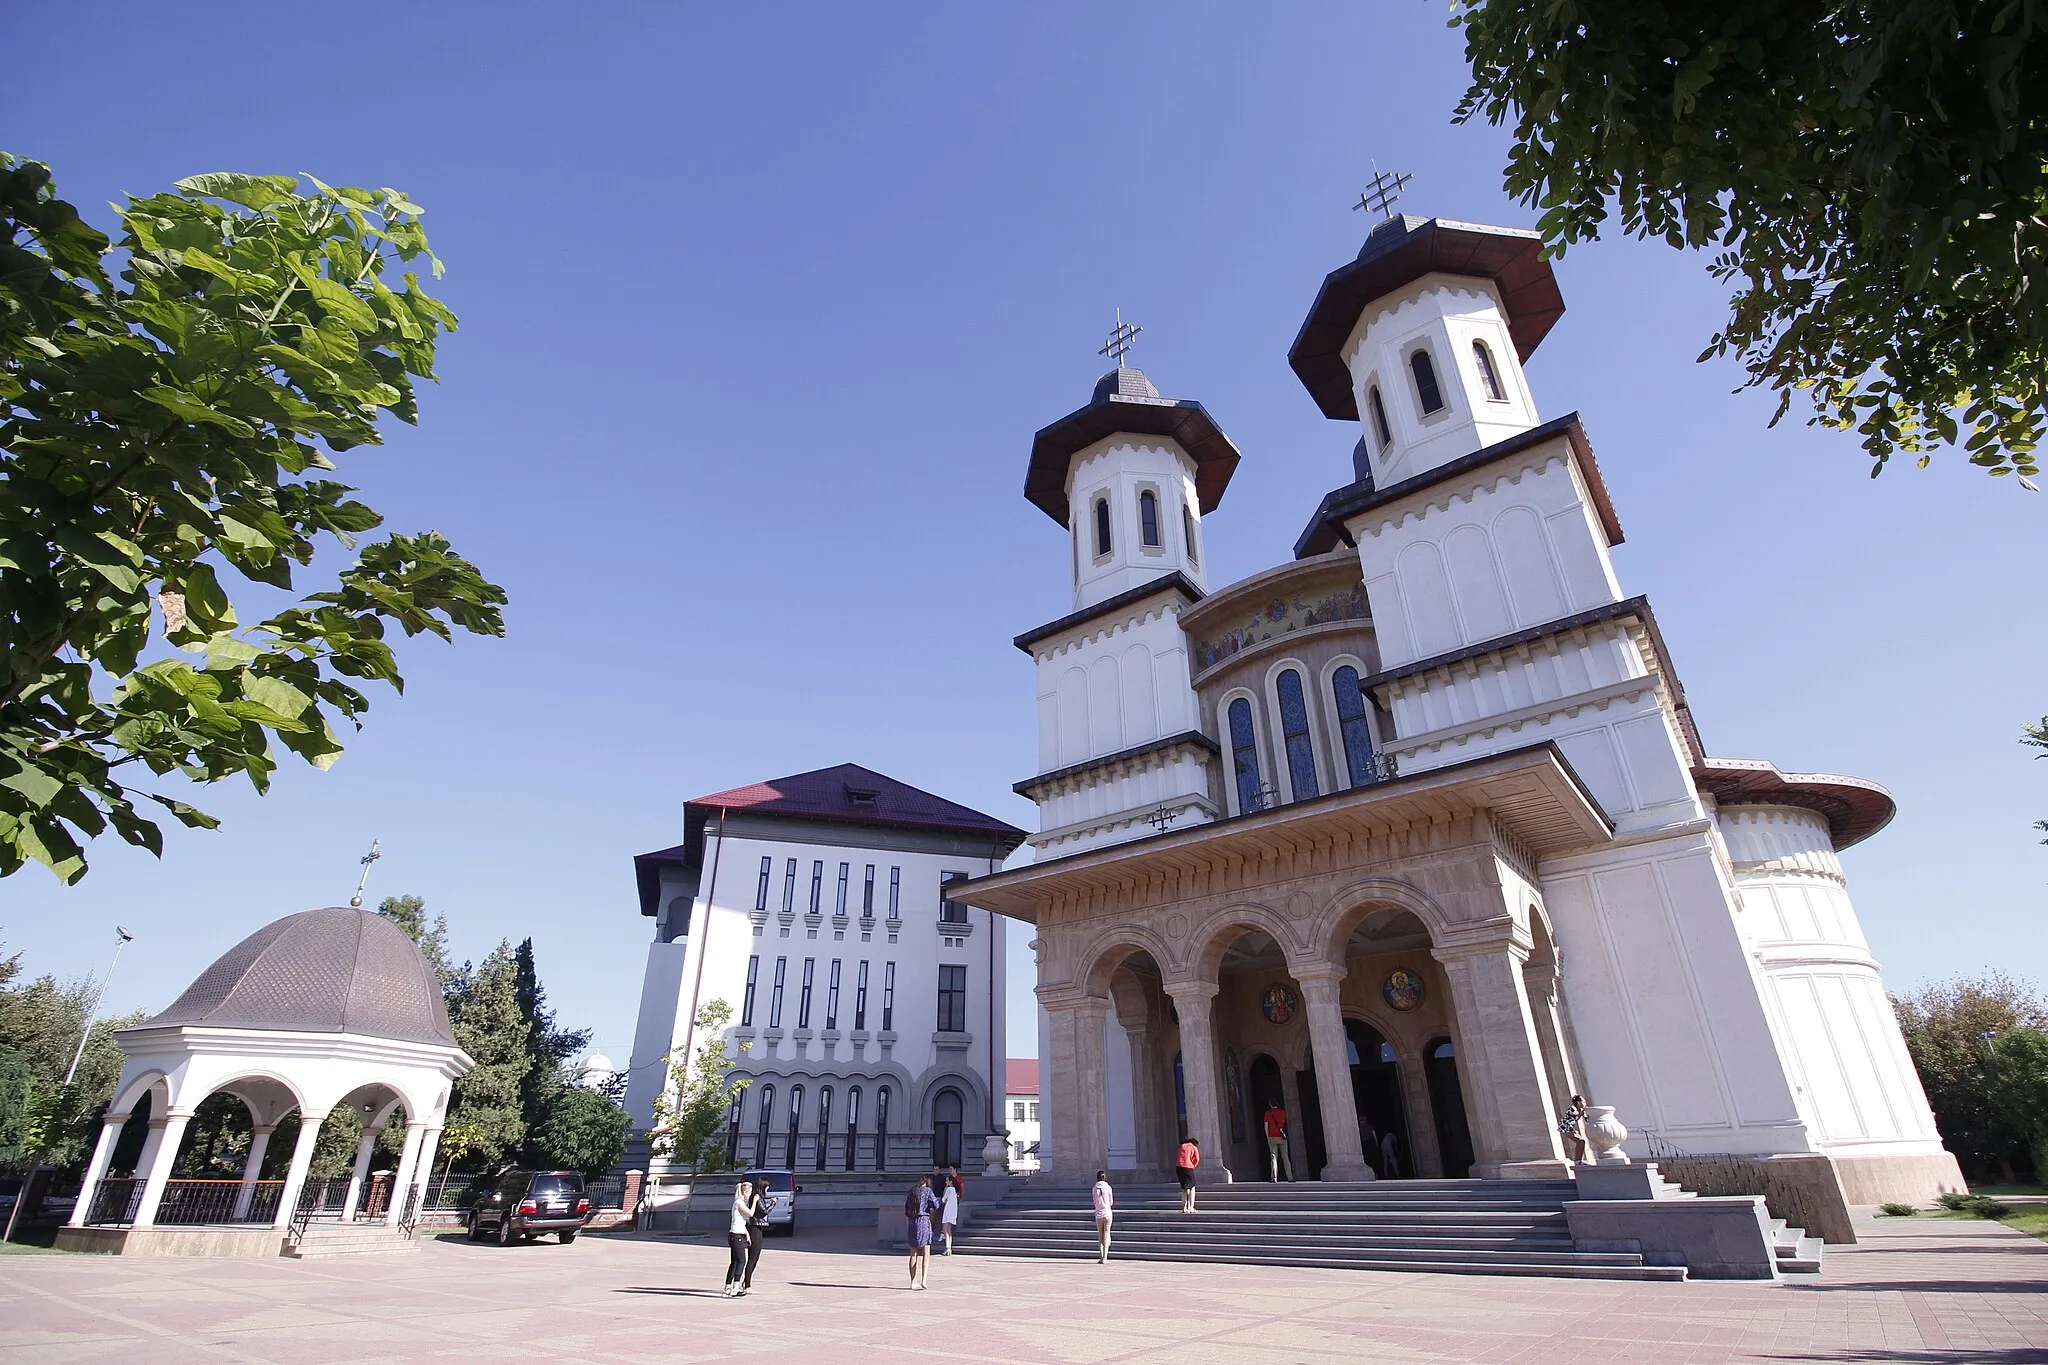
{"left": 3, "top": 1212, "right": 2044, "bottom": 1364}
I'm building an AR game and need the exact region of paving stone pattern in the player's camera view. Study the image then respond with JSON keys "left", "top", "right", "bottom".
{"left": 1, "top": 1210, "right": 2042, "bottom": 1363}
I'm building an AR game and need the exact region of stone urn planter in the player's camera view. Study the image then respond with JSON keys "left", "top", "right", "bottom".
{"left": 980, "top": 1134, "right": 1010, "bottom": 1178}
{"left": 1584, "top": 1105, "right": 1630, "bottom": 1165}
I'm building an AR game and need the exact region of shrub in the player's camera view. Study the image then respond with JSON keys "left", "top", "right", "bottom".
{"left": 1963, "top": 1196, "right": 2014, "bottom": 1220}
{"left": 1879, "top": 1201, "right": 1919, "bottom": 1217}
{"left": 1938, "top": 1191, "right": 1974, "bottom": 1211}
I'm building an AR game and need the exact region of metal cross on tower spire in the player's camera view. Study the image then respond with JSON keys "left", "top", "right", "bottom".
{"left": 1098, "top": 308, "right": 1142, "bottom": 369}
{"left": 349, "top": 838, "right": 381, "bottom": 908}
{"left": 1353, "top": 165, "right": 1415, "bottom": 220}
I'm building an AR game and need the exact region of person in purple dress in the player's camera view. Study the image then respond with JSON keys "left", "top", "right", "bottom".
{"left": 904, "top": 1175, "right": 941, "bottom": 1289}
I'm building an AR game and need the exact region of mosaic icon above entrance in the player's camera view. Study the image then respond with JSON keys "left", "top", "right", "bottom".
{"left": 1260, "top": 984, "right": 1297, "bottom": 1024}
{"left": 1382, "top": 968, "right": 1426, "bottom": 1012}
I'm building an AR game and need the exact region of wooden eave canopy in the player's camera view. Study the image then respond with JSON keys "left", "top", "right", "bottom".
{"left": 1024, "top": 394, "right": 1242, "bottom": 527}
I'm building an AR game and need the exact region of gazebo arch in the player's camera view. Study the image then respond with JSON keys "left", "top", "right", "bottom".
{"left": 60, "top": 908, "right": 472, "bottom": 1256}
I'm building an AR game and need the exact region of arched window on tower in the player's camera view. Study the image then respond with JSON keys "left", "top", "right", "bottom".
{"left": 1410, "top": 350, "right": 1445, "bottom": 415}
{"left": 1368, "top": 384, "right": 1392, "bottom": 450}
{"left": 1182, "top": 503, "right": 1199, "bottom": 566}
{"left": 1276, "top": 669, "right": 1319, "bottom": 800}
{"left": 1139, "top": 489, "right": 1161, "bottom": 548}
{"left": 1093, "top": 496, "right": 1112, "bottom": 558}
{"left": 1472, "top": 340, "right": 1506, "bottom": 402}
{"left": 1332, "top": 665, "right": 1381, "bottom": 786}
{"left": 1228, "top": 697, "right": 1264, "bottom": 813}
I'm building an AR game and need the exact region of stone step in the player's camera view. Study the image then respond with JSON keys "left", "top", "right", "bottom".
{"left": 285, "top": 1225, "right": 419, "bottom": 1258}
{"left": 1768, "top": 1221, "right": 1823, "bottom": 1274}
{"left": 978, "top": 1211, "right": 1570, "bottom": 1232}
{"left": 966, "top": 1231, "right": 1589, "bottom": 1258}
{"left": 950, "top": 1241, "right": 1686, "bottom": 1281}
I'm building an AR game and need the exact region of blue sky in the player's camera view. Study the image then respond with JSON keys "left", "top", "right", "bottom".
{"left": 5, "top": 4, "right": 2043, "bottom": 1070}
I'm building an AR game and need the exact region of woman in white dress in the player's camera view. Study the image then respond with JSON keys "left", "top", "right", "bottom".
{"left": 939, "top": 1168, "right": 961, "bottom": 1255}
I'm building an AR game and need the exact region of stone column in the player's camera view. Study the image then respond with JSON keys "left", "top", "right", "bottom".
{"left": 383, "top": 1122, "right": 429, "bottom": 1225}
{"left": 1397, "top": 1050, "right": 1444, "bottom": 1178}
{"left": 1041, "top": 995, "right": 1110, "bottom": 1181}
{"left": 1295, "top": 970, "right": 1372, "bottom": 1181}
{"left": 132, "top": 1112, "right": 192, "bottom": 1227}
{"left": 272, "top": 1113, "right": 329, "bottom": 1230}
{"left": 1122, "top": 1022, "right": 1170, "bottom": 1179}
{"left": 1434, "top": 937, "right": 1569, "bottom": 1179}
{"left": 1278, "top": 1062, "right": 1309, "bottom": 1179}
{"left": 1525, "top": 968, "right": 1581, "bottom": 1134}
{"left": 1163, "top": 983, "right": 1230, "bottom": 1182}
{"left": 341, "top": 1127, "right": 383, "bottom": 1220}
{"left": 67, "top": 1116, "right": 127, "bottom": 1227}
{"left": 410, "top": 1125, "right": 444, "bottom": 1215}
{"left": 232, "top": 1126, "right": 275, "bottom": 1219}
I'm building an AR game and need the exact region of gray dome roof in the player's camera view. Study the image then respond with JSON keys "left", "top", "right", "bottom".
{"left": 149, "top": 908, "right": 457, "bottom": 1046}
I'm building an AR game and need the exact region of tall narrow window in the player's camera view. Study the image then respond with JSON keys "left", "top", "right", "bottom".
{"left": 826, "top": 959, "right": 842, "bottom": 1028}
{"left": 1139, "top": 489, "right": 1160, "bottom": 547}
{"left": 845, "top": 1087, "right": 861, "bottom": 1171}
{"left": 754, "top": 1084, "right": 775, "bottom": 1165}
{"left": 769, "top": 956, "right": 788, "bottom": 1027}
{"left": 740, "top": 955, "right": 761, "bottom": 1026}
{"left": 755, "top": 857, "right": 772, "bottom": 913}
{"left": 798, "top": 957, "right": 816, "bottom": 1028}
{"left": 887, "top": 867, "right": 901, "bottom": 921}
{"left": 1473, "top": 340, "right": 1506, "bottom": 401}
{"left": 1182, "top": 503, "right": 1199, "bottom": 566}
{"left": 862, "top": 864, "right": 876, "bottom": 919}
{"left": 1093, "top": 496, "right": 1112, "bottom": 557}
{"left": 809, "top": 860, "right": 823, "bottom": 914}
{"left": 875, "top": 1087, "right": 891, "bottom": 1170}
{"left": 1276, "top": 669, "right": 1320, "bottom": 800}
{"left": 939, "top": 870, "right": 968, "bottom": 925}
{"left": 815, "top": 1087, "right": 833, "bottom": 1172}
{"left": 835, "top": 863, "right": 849, "bottom": 916}
{"left": 725, "top": 1094, "right": 743, "bottom": 1165}
{"left": 1410, "top": 349, "right": 1445, "bottom": 414}
{"left": 1333, "top": 665, "right": 1381, "bottom": 786}
{"left": 854, "top": 960, "right": 869, "bottom": 1029}
{"left": 1368, "top": 384, "right": 1392, "bottom": 450}
{"left": 1228, "top": 697, "right": 1264, "bottom": 813}
{"left": 781, "top": 859, "right": 798, "bottom": 913}
{"left": 882, "top": 961, "right": 896, "bottom": 1031}
{"left": 937, "top": 964, "right": 968, "bottom": 1032}
{"left": 786, "top": 1085, "right": 804, "bottom": 1168}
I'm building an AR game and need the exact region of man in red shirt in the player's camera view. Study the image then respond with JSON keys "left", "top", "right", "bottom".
{"left": 1261, "top": 1101, "right": 1293, "bottom": 1182}
{"left": 1175, "top": 1137, "right": 1201, "bottom": 1213}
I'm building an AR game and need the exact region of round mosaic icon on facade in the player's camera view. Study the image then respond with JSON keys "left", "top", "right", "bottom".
{"left": 1382, "top": 968, "right": 1425, "bottom": 1012}
{"left": 1260, "top": 983, "right": 1297, "bottom": 1024}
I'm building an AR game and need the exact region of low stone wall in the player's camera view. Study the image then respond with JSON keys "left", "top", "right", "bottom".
{"left": 54, "top": 1226, "right": 287, "bottom": 1257}
{"left": 1563, "top": 1195, "right": 1779, "bottom": 1280}
{"left": 1652, "top": 1154, "right": 1855, "bottom": 1245}
{"left": 1831, "top": 1151, "right": 1968, "bottom": 1206}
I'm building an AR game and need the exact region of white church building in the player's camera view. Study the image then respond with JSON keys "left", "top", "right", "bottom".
{"left": 623, "top": 765, "right": 1024, "bottom": 1175}
{"left": 947, "top": 212, "right": 1963, "bottom": 1211}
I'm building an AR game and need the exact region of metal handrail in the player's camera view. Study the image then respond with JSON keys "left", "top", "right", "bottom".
{"left": 85, "top": 1177, "right": 145, "bottom": 1227}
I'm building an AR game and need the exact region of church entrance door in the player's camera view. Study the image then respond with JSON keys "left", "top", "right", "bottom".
{"left": 1246, "top": 1055, "right": 1285, "bottom": 1181}
{"left": 1345, "top": 1021, "right": 1409, "bottom": 1178}
{"left": 1424, "top": 1038, "right": 1475, "bottom": 1178}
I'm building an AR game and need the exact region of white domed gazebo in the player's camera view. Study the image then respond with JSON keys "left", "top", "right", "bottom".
{"left": 59, "top": 907, "right": 472, "bottom": 1256}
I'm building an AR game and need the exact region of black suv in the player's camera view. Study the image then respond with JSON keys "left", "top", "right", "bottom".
{"left": 467, "top": 1170, "right": 591, "bottom": 1245}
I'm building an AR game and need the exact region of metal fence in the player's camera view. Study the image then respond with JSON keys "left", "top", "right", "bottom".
{"left": 85, "top": 1178, "right": 145, "bottom": 1226}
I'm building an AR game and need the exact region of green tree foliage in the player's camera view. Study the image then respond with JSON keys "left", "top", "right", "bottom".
{"left": 2027, "top": 719, "right": 2047, "bottom": 845}
{"left": 650, "top": 999, "right": 750, "bottom": 1177}
{"left": 1454, "top": 2, "right": 2048, "bottom": 480}
{"left": 532, "top": 1086, "right": 631, "bottom": 1179}
{"left": 376, "top": 893, "right": 452, "bottom": 988}
{"left": 0, "top": 941, "right": 143, "bottom": 1173}
{"left": 444, "top": 941, "right": 530, "bottom": 1167}
{"left": 1896, "top": 972, "right": 2048, "bottom": 1180}
{"left": 1984, "top": 1026, "right": 2048, "bottom": 1179}
{"left": 0, "top": 157, "right": 507, "bottom": 883}
{"left": 513, "top": 937, "right": 590, "bottom": 1146}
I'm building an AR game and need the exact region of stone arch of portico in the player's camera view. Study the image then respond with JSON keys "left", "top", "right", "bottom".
{"left": 1311, "top": 877, "right": 1456, "bottom": 965}
{"left": 1187, "top": 903, "right": 1313, "bottom": 985}
{"left": 1074, "top": 926, "right": 1180, "bottom": 999}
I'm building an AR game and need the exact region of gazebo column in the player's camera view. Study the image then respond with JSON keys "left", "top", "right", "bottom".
{"left": 341, "top": 1126, "right": 383, "bottom": 1220}
{"left": 1163, "top": 983, "right": 1230, "bottom": 1182}
{"left": 67, "top": 1115, "right": 128, "bottom": 1227}
{"left": 232, "top": 1126, "right": 275, "bottom": 1220}
{"left": 133, "top": 1112, "right": 193, "bottom": 1227}
{"left": 409, "top": 1124, "right": 445, "bottom": 1215}
{"left": 383, "top": 1121, "right": 429, "bottom": 1225}
{"left": 271, "top": 1112, "right": 329, "bottom": 1231}
{"left": 1296, "top": 969, "right": 1373, "bottom": 1181}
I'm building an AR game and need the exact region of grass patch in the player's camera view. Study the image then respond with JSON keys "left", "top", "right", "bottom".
{"left": 0, "top": 1240, "right": 65, "bottom": 1254}
{"left": 1970, "top": 1184, "right": 2048, "bottom": 1199}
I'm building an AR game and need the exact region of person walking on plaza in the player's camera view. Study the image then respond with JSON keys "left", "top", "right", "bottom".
{"left": 905, "top": 1175, "right": 941, "bottom": 1289}
{"left": 1261, "top": 1101, "right": 1292, "bottom": 1182}
{"left": 1559, "top": 1094, "right": 1588, "bottom": 1164}
{"left": 1176, "top": 1136, "right": 1202, "bottom": 1213}
{"left": 723, "top": 1179, "right": 762, "bottom": 1298}
{"left": 1091, "top": 1170, "right": 1114, "bottom": 1263}
{"left": 939, "top": 1169, "right": 961, "bottom": 1255}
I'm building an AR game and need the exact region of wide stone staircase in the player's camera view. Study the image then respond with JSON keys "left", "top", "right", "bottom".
{"left": 954, "top": 1179, "right": 1686, "bottom": 1280}
{"left": 284, "top": 1221, "right": 420, "bottom": 1258}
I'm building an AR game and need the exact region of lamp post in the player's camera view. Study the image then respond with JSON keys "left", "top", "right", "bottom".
{"left": 3, "top": 925, "right": 134, "bottom": 1244}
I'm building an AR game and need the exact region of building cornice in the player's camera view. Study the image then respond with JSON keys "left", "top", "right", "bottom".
{"left": 1014, "top": 572, "right": 1206, "bottom": 655}
{"left": 1014, "top": 730, "right": 1219, "bottom": 800}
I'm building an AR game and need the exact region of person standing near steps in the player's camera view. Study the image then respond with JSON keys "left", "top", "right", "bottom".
{"left": 939, "top": 1170, "right": 960, "bottom": 1256}
{"left": 1176, "top": 1136, "right": 1201, "bottom": 1213}
{"left": 1261, "top": 1101, "right": 1292, "bottom": 1182}
{"left": 904, "top": 1175, "right": 940, "bottom": 1290}
{"left": 1091, "top": 1170, "right": 1114, "bottom": 1263}
{"left": 723, "top": 1179, "right": 761, "bottom": 1298}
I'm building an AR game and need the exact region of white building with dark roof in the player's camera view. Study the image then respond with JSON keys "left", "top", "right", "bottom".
{"left": 624, "top": 764, "right": 1025, "bottom": 1180}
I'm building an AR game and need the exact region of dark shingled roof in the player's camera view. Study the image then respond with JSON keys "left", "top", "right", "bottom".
{"left": 1693, "top": 758, "right": 1896, "bottom": 850}
{"left": 1024, "top": 368, "right": 1242, "bottom": 527}
{"left": 148, "top": 908, "right": 457, "bottom": 1046}
{"left": 1289, "top": 215, "right": 1566, "bottom": 422}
